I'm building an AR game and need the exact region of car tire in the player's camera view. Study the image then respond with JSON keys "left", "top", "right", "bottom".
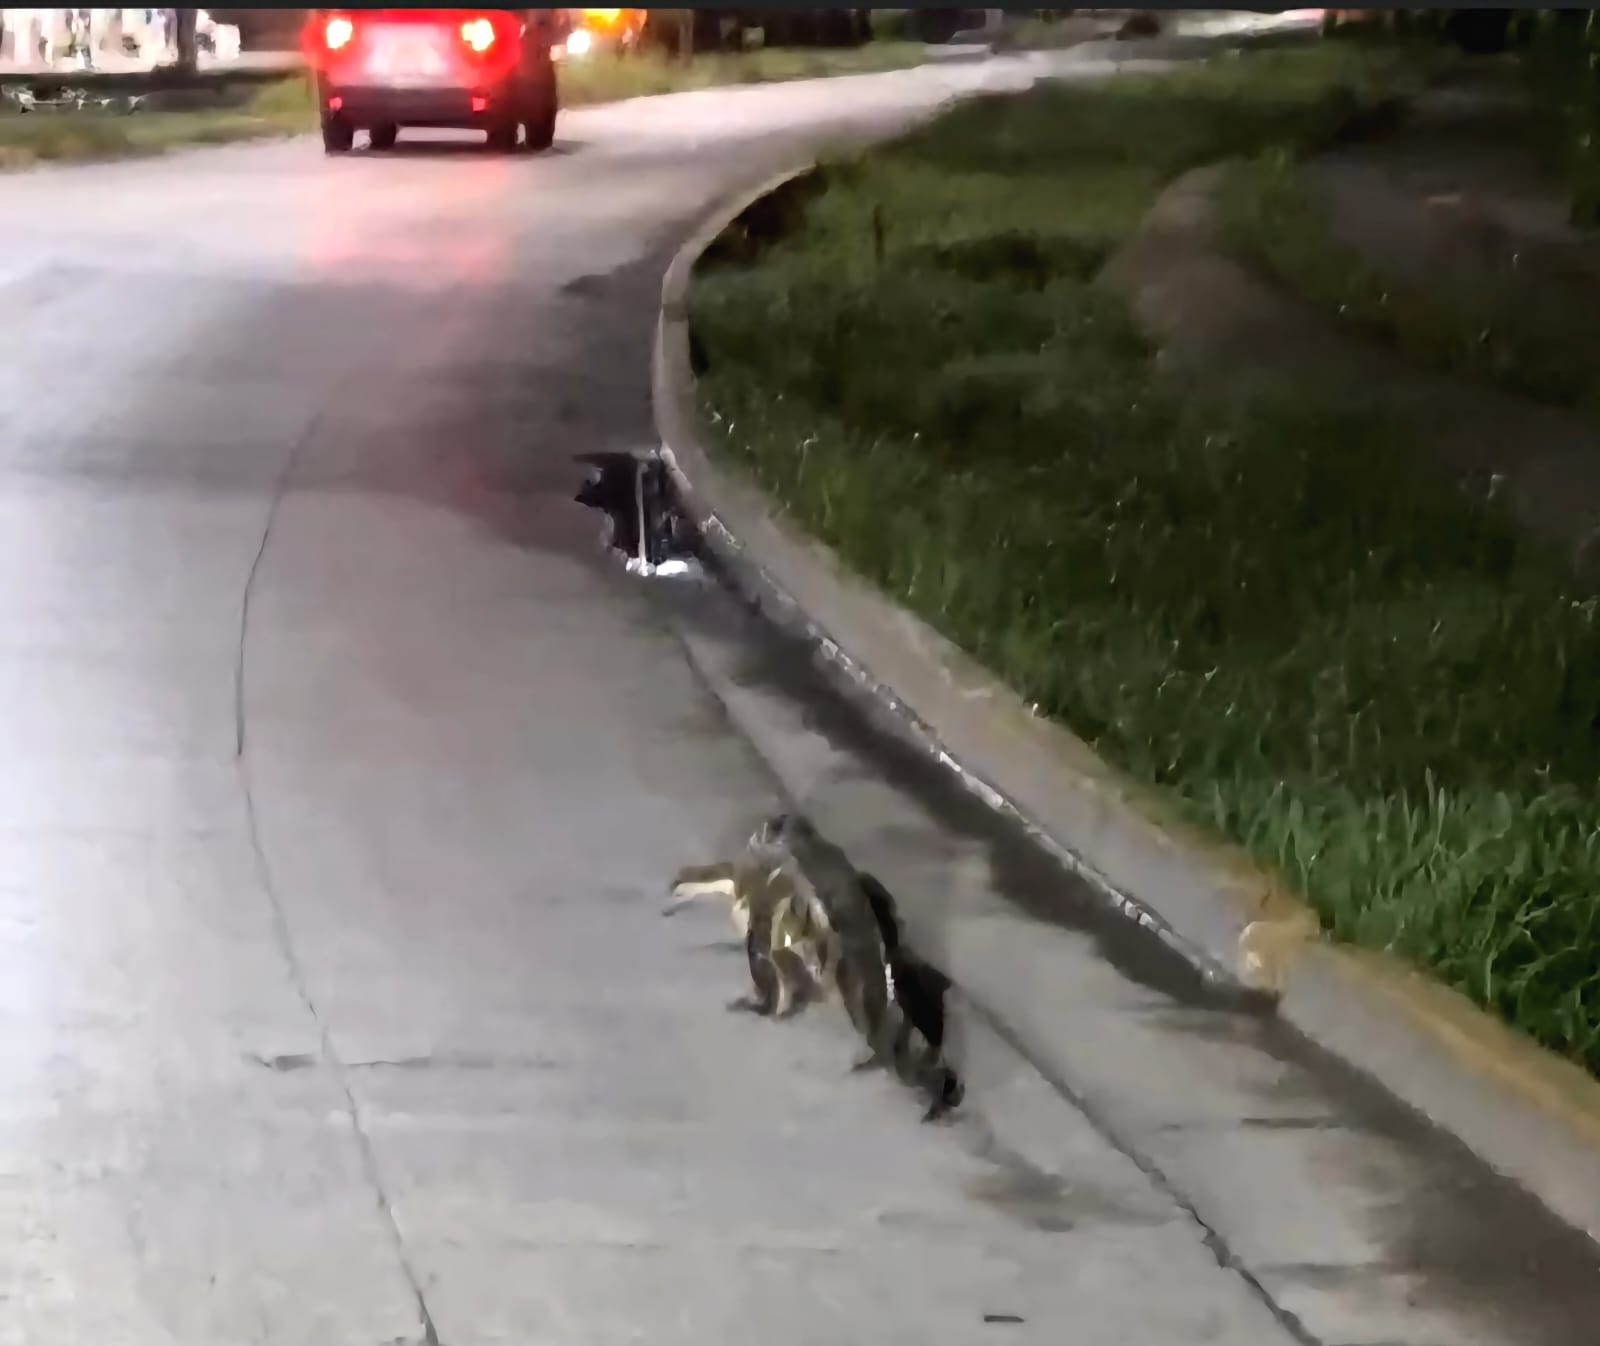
{"left": 368, "top": 122, "right": 398, "bottom": 151}
{"left": 321, "top": 116, "right": 354, "bottom": 154}
{"left": 486, "top": 119, "right": 519, "bottom": 153}
{"left": 522, "top": 100, "right": 556, "bottom": 153}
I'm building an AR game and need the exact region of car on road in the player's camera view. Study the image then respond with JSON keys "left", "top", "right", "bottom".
{"left": 305, "top": 8, "right": 563, "bottom": 154}
{"left": 560, "top": 8, "right": 647, "bottom": 58}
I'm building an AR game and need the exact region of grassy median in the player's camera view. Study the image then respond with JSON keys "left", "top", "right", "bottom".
{"left": 0, "top": 75, "right": 317, "bottom": 168}
{"left": 691, "top": 46, "right": 1600, "bottom": 1073}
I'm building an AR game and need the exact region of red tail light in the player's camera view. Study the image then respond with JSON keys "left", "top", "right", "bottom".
{"left": 324, "top": 14, "right": 354, "bottom": 50}
{"left": 460, "top": 16, "right": 496, "bottom": 53}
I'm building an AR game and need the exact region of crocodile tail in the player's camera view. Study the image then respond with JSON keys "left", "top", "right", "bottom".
{"left": 857, "top": 872, "right": 902, "bottom": 954}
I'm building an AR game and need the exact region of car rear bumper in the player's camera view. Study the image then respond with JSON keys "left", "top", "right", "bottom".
{"left": 318, "top": 81, "right": 516, "bottom": 128}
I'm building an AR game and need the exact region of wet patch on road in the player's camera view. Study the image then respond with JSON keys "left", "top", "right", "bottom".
{"left": 346, "top": 1051, "right": 564, "bottom": 1073}
{"left": 561, "top": 270, "right": 613, "bottom": 298}
{"left": 248, "top": 1050, "right": 566, "bottom": 1074}
{"left": 246, "top": 1051, "right": 319, "bottom": 1072}
{"left": 962, "top": 1166, "right": 1081, "bottom": 1235}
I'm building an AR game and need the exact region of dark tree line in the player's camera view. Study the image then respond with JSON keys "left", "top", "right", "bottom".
{"left": 638, "top": 9, "right": 990, "bottom": 55}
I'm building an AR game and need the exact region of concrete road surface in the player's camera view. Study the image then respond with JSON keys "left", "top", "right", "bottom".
{"left": 1, "top": 47, "right": 1597, "bottom": 1346}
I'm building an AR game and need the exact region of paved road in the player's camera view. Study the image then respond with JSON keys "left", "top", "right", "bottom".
{"left": 0, "top": 51, "right": 1274, "bottom": 1346}
{"left": 2, "top": 48, "right": 1598, "bottom": 1346}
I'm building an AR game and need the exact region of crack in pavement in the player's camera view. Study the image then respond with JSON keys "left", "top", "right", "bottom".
{"left": 238, "top": 758, "right": 441, "bottom": 1345}
{"left": 235, "top": 405, "right": 326, "bottom": 761}
{"left": 227, "top": 390, "right": 445, "bottom": 1330}
{"left": 232, "top": 399, "right": 443, "bottom": 1341}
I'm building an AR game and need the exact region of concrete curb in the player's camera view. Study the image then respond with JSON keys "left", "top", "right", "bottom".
{"left": 653, "top": 167, "right": 1600, "bottom": 1245}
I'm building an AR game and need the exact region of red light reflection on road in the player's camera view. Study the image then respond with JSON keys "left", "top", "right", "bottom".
{"left": 300, "top": 173, "right": 518, "bottom": 292}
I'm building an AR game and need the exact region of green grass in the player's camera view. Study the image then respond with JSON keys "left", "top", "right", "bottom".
{"left": 1220, "top": 137, "right": 1600, "bottom": 419}
{"left": 558, "top": 41, "right": 930, "bottom": 107}
{"left": 0, "top": 75, "right": 317, "bottom": 168}
{"left": 691, "top": 47, "right": 1600, "bottom": 1073}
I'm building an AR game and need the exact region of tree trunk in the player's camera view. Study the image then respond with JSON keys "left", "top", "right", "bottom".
{"left": 173, "top": 9, "right": 199, "bottom": 73}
